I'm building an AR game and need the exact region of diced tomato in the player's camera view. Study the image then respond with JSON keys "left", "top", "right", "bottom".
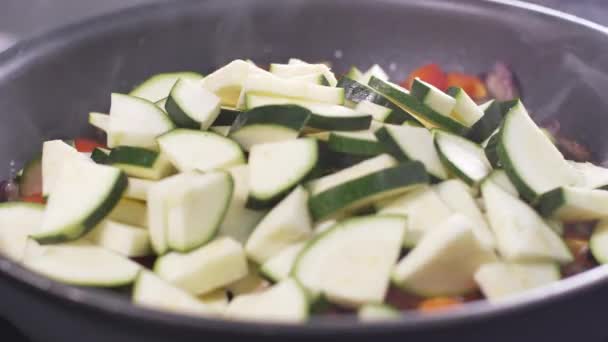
{"left": 446, "top": 72, "right": 488, "bottom": 100}
{"left": 74, "top": 138, "right": 106, "bottom": 153}
{"left": 418, "top": 297, "right": 462, "bottom": 313}
{"left": 21, "top": 193, "right": 45, "bottom": 204}
{"left": 402, "top": 63, "right": 448, "bottom": 91}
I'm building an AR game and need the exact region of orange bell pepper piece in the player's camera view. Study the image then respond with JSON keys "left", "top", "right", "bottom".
{"left": 402, "top": 63, "right": 448, "bottom": 91}
{"left": 74, "top": 138, "right": 106, "bottom": 153}
{"left": 446, "top": 72, "right": 488, "bottom": 100}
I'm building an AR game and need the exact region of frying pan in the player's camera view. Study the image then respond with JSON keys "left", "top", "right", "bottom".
{"left": 1, "top": 0, "right": 608, "bottom": 341}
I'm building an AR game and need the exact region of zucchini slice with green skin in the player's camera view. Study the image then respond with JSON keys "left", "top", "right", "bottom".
{"left": 378, "top": 186, "right": 453, "bottom": 247}
{"left": 293, "top": 215, "right": 406, "bottom": 305}
{"left": 24, "top": 243, "right": 140, "bottom": 287}
{"left": 369, "top": 76, "right": 468, "bottom": 134}
{"left": 245, "top": 186, "right": 312, "bottom": 264}
{"left": 375, "top": 124, "right": 449, "bottom": 180}
{"left": 269, "top": 63, "right": 338, "bottom": 87}
{"left": 130, "top": 72, "right": 203, "bottom": 103}
{"left": 569, "top": 161, "right": 608, "bottom": 190}
{"left": 474, "top": 262, "right": 560, "bottom": 301}
{"left": 133, "top": 271, "right": 220, "bottom": 316}
{"left": 32, "top": 160, "right": 127, "bottom": 244}
{"left": 290, "top": 73, "right": 329, "bottom": 85}
{"left": 209, "top": 126, "right": 231, "bottom": 136}
{"left": 124, "top": 177, "right": 154, "bottom": 201}
{"left": 309, "top": 161, "right": 429, "bottom": 221}
{"left": 485, "top": 170, "right": 519, "bottom": 197}
{"left": 245, "top": 94, "right": 371, "bottom": 131}
{"left": 228, "top": 105, "right": 311, "bottom": 151}
{"left": 86, "top": 220, "right": 152, "bottom": 257}
{"left": 355, "top": 100, "right": 397, "bottom": 123}
{"left": 0, "top": 203, "right": 45, "bottom": 261}
{"left": 154, "top": 237, "right": 248, "bottom": 295}
{"left": 359, "top": 64, "right": 389, "bottom": 85}
{"left": 411, "top": 78, "right": 456, "bottom": 118}
{"left": 446, "top": 87, "right": 484, "bottom": 127}
{"left": 236, "top": 73, "right": 344, "bottom": 109}
{"left": 202, "top": 60, "right": 271, "bottom": 108}
{"left": 345, "top": 66, "right": 363, "bottom": 81}
{"left": 19, "top": 155, "right": 42, "bottom": 197}
{"left": 107, "top": 93, "right": 175, "bottom": 150}
{"left": 590, "top": 220, "right": 608, "bottom": 264}
{"left": 260, "top": 242, "right": 306, "bottom": 282}
{"left": 537, "top": 187, "right": 608, "bottom": 222}
{"left": 107, "top": 146, "right": 174, "bottom": 180}
{"left": 247, "top": 138, "right": 319, "bottom": 209}
{"left": 147, "top": 174, "right": 187, "bottom": 255}
{"left": 483, "top": 132, "right": 501, "bottom": 168}
{"left": 218, "top": 165, "right": 267, "bottom": 244}
{"left": 165, "top": 78, "right": 221, "bottom": 129}
{"left": 155, "top": 98, "right": 168, "bottom": 110}
{"left": 42, "top": 140, "right": 90, "bottom": 196}
{"left": 466, "top": 99, "right": 516, "bottom": 143}
{"left": 481, "top": 179, "right": 572, "bottom": 263}
{"left": 392, "top": 214, "right": 497, "bottom": 297}
{"left": 90, "top": 147, "right": 110, "bottom": 164}
{"left": 497, "top": 100, "right": 580, "bottom": 201}
{"left": 226, "top": 278, "right": 309, "bottom": 323}
{"left": 327, "top": 129, "right": 385, "bottom": 157}
{"left": 434, "top": 129, "right": 493, "bottom": 186}
{"left": 358, "top": 304, "right": 400, "bottom": 322}
{"left": 212, "top": 107, "right": 242, "bottom": 126}
{"left": 157, "top": 129, "right": 245, "bottom": 173}
{"left": 478, "top": 99, "right": 495, "bottom": 112}
{"left": 88, "top": 112, "right": 110, "bottom": 131}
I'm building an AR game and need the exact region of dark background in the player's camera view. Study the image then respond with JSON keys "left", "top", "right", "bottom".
{"left": 0, "top": 0, "right": 606, "bottom": 341}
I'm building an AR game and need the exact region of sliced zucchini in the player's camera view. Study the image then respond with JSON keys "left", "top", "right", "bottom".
{"left": 107, "top": 146, "right": 174, "bottom": 180}
{"left": 209, "top": 125, "right": 231, "bottom": 136}
{"left": 590, "top": 220, "right": 608, "bottom": 264}
{"left": 19, "top": 155, "right": 42, "bottom": 197}
{"left": 481, "top": 180, "right": 572, "bottom": 263}
{"left": 155, "top": 98, "right": 167, "bottom": 110}
{"left": 0, "top": 203, "right": 45, "bottom": 261}
{"left": 157, "top": 129, "right": 245, "bottom": 172}
{"left": 41, "top": 140, "right": 89, "bottom": 196}
{"left": 108, "top": 198, "right": 147, "bottom": 228}
{"left": 359, "top": 64, "right": 389, "bottom": 85}
{"left": 147, "top": 174, "right": 187, "bottom": 254}
{"left": 228, "top": 105, "right": 311, "bottom": 151}
{"left": 154, "top": 237, "right": 248, "bottom": 295}
{"left": 201, "top": 59, "right": 270, "bottom": 107}
{"left": 485, "top": 170, "right": 519, "bottom": 197}
{"left": 269, "top": 63, "right": 338, "bottom": 87}
{"left": 130, "top": 72, "right": 203, "bottom": 103}
{"left": 446, "top": 87, "right": 484, "bottom": 127}
{"left": 260, "top": 242, "right": 306, "bottom": 282}
{"left": 88, "top": 112, "right": 110, "bottom": 131}
{"left": 392, "top": 214, "right": 497, "bottom": 297}
{"left": 124, "top": 177, "right": 154, "bottom": 201}
{"left": 291, "top": 73, "right": 329, "bottom": 85}
{"left": 358, "top": 304, "right": 400, "bottom": 322}
{"left": 165, "top": 78, "right": 221, "bottom": 129}
{"left": 369, "top": 76, "right": 467, "bottom": 134}
{"left": 198, "top": 290, "right": 229, "bottom": 312}
{"left": 434, "top": 129, "right": 493, "bottom": 186}
{"left": 247, "top": 138, "right": 318, "bottom": 209}
{"left": 245, "top": 94, "right": 371, "bottom": 131}
{"left": 354, "top": 101, "right": 393, "bottom": 123}
{"left": 24, "top": 243, "right": 140, "bottom": 287}
{"left": 375, "top": 124, "right": 449, "bottom": 180}
{"left": 466, "top": 99, "right": 515, "bottom": 143}
{"left": 226, "top": 278, "right": 309, "bottom": 323}
{"left": 133, "top": 271, "right": 220, "bottom": 316}
{"left": 245, "top": 186, "right": 312, "bottom": 264}
{"left": 478, "top": 99, "right": 495, "bottom": 112}
{"left": 90, "top": 147, "right": 110, "bottom": 164}
{"left": 435, "top": 180, "right": 495, "bottom": 248}
{"left": 327, "top": 129, "right": 385, "bottom": 157}
{"left": 212, "top": 106, "right": 242, "bottom": 126}
{"left": 226, "top": 267, "right": 270, "bottom": 296}
{"left": 293, "top": 215, "right": 406, "bottom": 305}
{"left": 218, "top": 165, "right": 266, "bottom": 244}
{"left": 32, "top": 160, "right": 127, "bottom": 244}
{"left": 569, "top": 161, "right": 608, "bottom": 190}
{"left": 345, "top": 66, "right": 363, "bottom": 81}
{"left": 237, "top": 73, "right": 344, "bottom": 109}
{"left": 537, "top": 187, "right": 608, "bottom": 222}
{"left": 411, "top": 78, "right": 456, "bottom": 118}
{"left": 378, "top": 186, "right": 453, "bottom": 246}
{"left": 107, "top": 93, "right": 175, "bottom": 150}
{"left": 86, "top": 220, "right": 151, "bottom": 257}
{"left": 309, "top": 161, "right": 429, "bottom": 221}
{"left": 497, "top": 100, "right": 580, "bottom": 201}
{"left": 474, "top": 262, "right": 560, "bottom": 301}
{"left": 483, "top": 132, "right": 501, "bottom": 168}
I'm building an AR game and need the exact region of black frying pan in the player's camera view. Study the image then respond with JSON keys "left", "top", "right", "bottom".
{"left": 1, "top": 1, "right": 608, "bottom": 341}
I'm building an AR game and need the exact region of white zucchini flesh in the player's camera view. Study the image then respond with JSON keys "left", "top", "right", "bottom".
{"left": 392, "top": 214, "right": 497, "bottom": 297}
{"left": 358, "top": 304, "right": 400, "bottom": 322}
{"left": 133, "top": 271, "right": 220, "bottom": 316}
{"left": 570, "top": 161, "right": 608, "bottom": 189}
{"left": 0, "top": 203, "right": 45, "bottom": 261}
{"left": 129, "top": 72, "right": 203, "bottom": 103}
{"left": 590, "top": 220, "right": 608, "bottom": 264}
{"left": 33, "top": 160, "right": 127, "bottom": 243}
{"left": 245, "top": 94, "right": 365, "bottom": 119}
{"left": 107, "top": 93, "right": 175, "bottom": 150}
{"left": 157, "top": 129, "right": 245, "bottom": 173}
{"left": 412, "top": 78, "right": 456, "bottom": 117}
{"left": 226, "top": 267, "right": 270, "bottom": 296}
{"left": 42, "top": 140, "right": 90, "bottom": 196}
{"left": 86, "top": 220, "right": 151, "bottom": 257}
{"left": 147, "top": 174, "right": 189, "bottom": 254}
{"left": 294, "top": 215, "right": 406, "bottom": 305}
{"left": 355, "top": 100, "right": 393, "bottom": 122}
{"left": 481, "top": 180, "right": 572, "bottom": 263}
{"left": 378, "top": 186, "right": 453, "bottom": 246}
{"left": 260, "top": 242, "right": 306, "bottom": 282}
{"left": 498, "top": 100, "right": 580, "bottom": 200}
{"left": 474, "top": 262, "right": 560, "bottom": 301}
{"left": 449, "top": 87, "right": 484, "bottom": 127}
{"left": 201, "top": 59, "right": 270, "bottom": 108}
{"left": 88, "top": 112, "right": 110, "bottom": 131}
{"left": 359, "top": 64, "right": 389, "bottom": 85}
{"left": 218, "top": 165, "right": 267, "bottom": 244}
{"left": 108, "top": 198, "right": 147, "bottom": 228}
{"left": 538, "top": 186, "right": 608, "bottom": 222}
{"left": 236, "top": 73, "right": 344, "bottom": 109}
{"left": 210, "top": 125, "right": 231, "bottom": 136}
{"left": 226, "top": 278, "right": 309, "bottom": 323}
{"left": 23, "top": 244, "right": 140, "bottom": 287}
{"left": 434, "top": 130, "right": 493, "bottom": 185}
{"left": 435, "top": 180, "right": 495, "bottom": 248}
{"left": 154, "top": 237, "right": 248, "bottom": 295}
{"left": 269, "top": 63, "right": 338, "bottom": 87}
{"left": 307, "top": 154, "right": 397, "bottom": 195}
{"left": 485, "top": 170, "right": 519, "bottom": 197}
{"left": 124, "top": 178, "right": 155, "bottom": 201}
{"left": 245, "top": 186, "right": 312, "bottom": 264}
{"left": 166, "top": 78, "right": 221, "bottom": 130}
